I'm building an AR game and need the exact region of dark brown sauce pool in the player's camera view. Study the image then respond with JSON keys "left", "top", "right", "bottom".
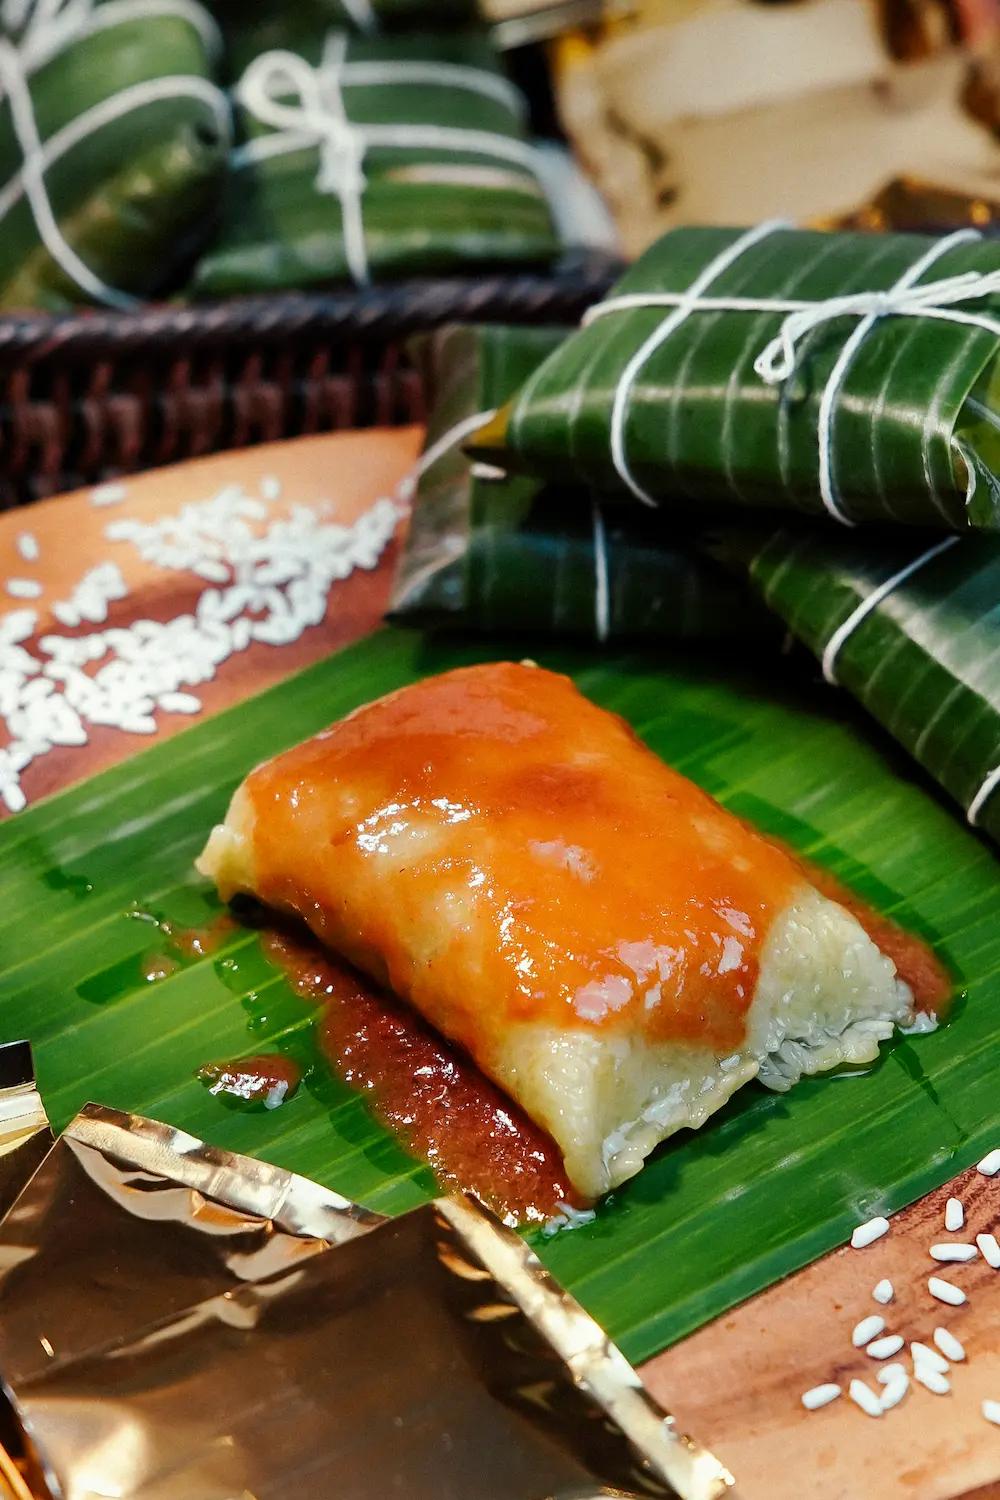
{"left": 260, "top": 927, "right": 578, "bottom": 1227}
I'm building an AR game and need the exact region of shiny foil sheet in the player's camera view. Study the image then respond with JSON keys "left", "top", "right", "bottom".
{"left": 0, "top": 1042, "right": 52, "bottom": 1225}
{"left": 0, "top": 1107, "right": 732, "bottom": 1500}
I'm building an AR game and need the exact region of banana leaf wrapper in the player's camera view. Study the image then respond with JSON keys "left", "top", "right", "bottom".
{"left": 471, "top": 225, "right": 1000, "bottom": 532}
{"left": 221, "top": 3, "right": 475, "bottom": 71}
{"left": 392, "top": 321, "right": 759, "bottom": 640}
{"left": 719, "top": 524, "right": 1000, "bottom": 847}
{"left": 0, "top": 1107, "right": 731, "bottom": 1500}
{"left": 0, "top": 6, "right": 230, "bottom": 311}
{"left": 193, "top": 30, "right": 558, "bottom": 295}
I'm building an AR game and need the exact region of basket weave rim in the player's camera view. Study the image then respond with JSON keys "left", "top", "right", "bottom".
{"left": 0, "top": 258, "right": 623, "bottom": 362}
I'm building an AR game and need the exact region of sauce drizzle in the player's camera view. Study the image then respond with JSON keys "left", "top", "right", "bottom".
{"left": 262, "top": 927, "right": 579, "bottom": 1226}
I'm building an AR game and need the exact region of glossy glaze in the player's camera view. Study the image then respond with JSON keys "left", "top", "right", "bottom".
{"left": 197, "top": 1052, "right": 301, "bottom": 1108}
{"left": 264, "top": 929, "right": 575, "bottom": 1223}
{"left": 246, "top": 662, "right": 803, "bottom": 1061}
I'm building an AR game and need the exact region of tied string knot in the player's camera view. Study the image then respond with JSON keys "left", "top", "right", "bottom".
{"left": 754, "top": 265, "right": 1000, "bottom": 385}
{"left": 238, "top": 48, "right": 367, "bottom": 199}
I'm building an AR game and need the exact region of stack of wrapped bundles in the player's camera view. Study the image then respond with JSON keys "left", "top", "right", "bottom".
{"left": 393, "top": 222, "right": 1000, "bottom": 847}
{"left": 392, "top": 321, "right": 760, "bottom": 640}
{"left": 0, "top": 0, "right": 230, "bottom": 310}
{"left": 193, "top": 26, "right": 558, "bottom": 294}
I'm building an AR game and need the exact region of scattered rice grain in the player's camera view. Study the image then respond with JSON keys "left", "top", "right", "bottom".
{"left": 930, "top": 1243, "right": 978, "bottom": 1262}
{"left": 912, "top": 1342, "right": 949, "bottom": 1374}
{"left": 90, "top": 482, "right": 127, "bottom": 507}
{"left": 872, "top": 1279, "right": 894, "bottom": 1305}
{"left": 877, "top": 1363, "right": 907, "bottom": 1385}
{"left": 977, "top": 1233, "right": 1000, "bottom": 1268}
{"left": 852, "top": 1315, "right": 886, "bottom": 1347}
{"left": 913, "top": 1365, "right": 950, "bottom": 1395}
{"left": 15, "top": 533, "right": 38, "bottom": 562}
{"left": 848, "top": 1379, "right": 882, "bottom": 1418}
{"left": 945, "top": 1197, "right": 964, "bottom": 1232}
{"left": 866, "top": 1335, "right": 904, "bottom": 1360}
{"left": 801, "top": 1383, "right": 841, "bottom": 1411}
{"left": 928, "top": 1277, "right": 967, "bottom": 1306}
{"left": 983, "top": 1400, "right": 1000, "bottom": 1426}
{"left": 933, "top": 1328, "right": 965, "bottom": 1363}
{"left": 6, "top": 579, "right": 41, "bottom": 599}
{"left": 879, "top": 1373, "right": 909, "bottom": 1411}
{"left": 851, "top": 1217, "right": 890, "bottom": 1250}
{"left": 977, "top": 1149, "right": 1000, "bottom": 1176}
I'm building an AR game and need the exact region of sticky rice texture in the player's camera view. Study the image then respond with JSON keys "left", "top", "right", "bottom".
{"left": 199, "top": 789, "right": 913, "bottom": 1200}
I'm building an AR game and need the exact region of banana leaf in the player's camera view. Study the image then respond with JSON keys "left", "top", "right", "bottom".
{"left": 720, "top": 524, "right": 1000, "bottom": 850}
{"left": 392, "top": 321, "right": 760, "bottom": 639}
{"left": 192, "top": 30, "right": 558, "bottom": 296}
{"left": 0, "top": 2, "right": 230, "bottom": 311}
{"left": 471, "top": 225, "right": 1000, "bottom": 531}
{"left": 0, "top": 627, "right": 997, "bottom": 1368}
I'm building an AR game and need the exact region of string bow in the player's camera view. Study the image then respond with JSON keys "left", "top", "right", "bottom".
{"left": 755, "top": 265, "right": 1000, "bottom": 384}
{"left": 238, "top": 48, "right": 367, "bottom": 200}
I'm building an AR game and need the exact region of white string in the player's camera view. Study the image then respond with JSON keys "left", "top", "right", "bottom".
{"left": 607, "top": 220, "right": 789, "bottom": 509}
{"left": 591, "top": 496, "right": 610, "bottom": 642}
{"left": 968, "top": 763, "right": 1000, "bottom": 826}
{"left": 0, "top": 0, "right": 227, "bottom": 305}
{"left": 396, "top": 407, "right": 499, "bottom": 505}
{"left": 821, "top": 535, "right": 959, "bottom": 684}
{"left": 0, "top": 73, "right": 229, "bottom": 229}
{"left": 338, "top": 59, "right": 526, "bottom": 119}
{"left": 340, "top": 0, "right": 377, "bottom": 32}
{"left": 588, "top": 227, "right": 1000, "bottom": 521}
{"left": 815, "top": 231, "right": 980, "bottom": 525}
{"left": 14, "top": 0, "right": 221, "bottom": 75}
{"left": 319, "top": 32, "right": 369, "bottom": 286}
{"left": 234, "top": 42, "right": 541, "bottom": 286}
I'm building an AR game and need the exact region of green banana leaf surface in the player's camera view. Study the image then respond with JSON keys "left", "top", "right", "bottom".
{"left": 193, "top": 30, "right": 557, "bottom": 295}
{"left": 392, "top": 322, "right": 762, "bottom": 640}
{"left": 472, "top": 225, "right": 1000, "bottom": 531}
{"left": 0, "top": 2, "right": 230, "bottom": 311}
{"left": 1, "top": 626, "right": 997, "bottom": 1367}
{"left": 722, "top": 524, "right": 1000, "bottom": 849}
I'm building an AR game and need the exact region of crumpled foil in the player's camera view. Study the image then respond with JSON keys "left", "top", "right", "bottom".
{"left": 0, "top": 1042, "right": 52, "bottom": 1225}
{"left": 0, "top": 1106, "right": 733, "bottom": 1500}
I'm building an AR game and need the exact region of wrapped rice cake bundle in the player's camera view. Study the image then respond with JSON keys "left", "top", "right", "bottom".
{"left": 724, "top": 524, "right": 1000, "bottom": 848}
{"left": 0, "top": 0, "right": 230, "bottom": 311}
{"left": 199, "top": 661, "right": 927, "bottom": 1201}
{"left": 472, "top": 224, "right": 1000, "bottom": 531}
{"left": 393, "top": 321, "right": 758, "bottom": 640}
{"left": 193, "top": 29, "right": 558, "bottom": 295}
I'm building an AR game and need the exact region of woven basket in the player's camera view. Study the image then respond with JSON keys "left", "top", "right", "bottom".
{"left": 0, "top": 262, "right": 618, "bottom": 509}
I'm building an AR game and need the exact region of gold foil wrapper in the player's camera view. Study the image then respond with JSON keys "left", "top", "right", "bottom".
{"left": 0, "top": 1107, "right": 732, "bottom": 1500}
{"left": 0, "top": 1042, "right": 52, "bottom": 1226}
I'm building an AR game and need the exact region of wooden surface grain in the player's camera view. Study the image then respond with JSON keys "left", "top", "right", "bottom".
{"left": 0, "top": 428, "right": 423, "bottom": 811}
{"left": 642, "top": 1163, "right": 1000, "bottom": 1500}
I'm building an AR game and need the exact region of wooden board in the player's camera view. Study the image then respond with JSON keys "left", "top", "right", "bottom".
{"left": 642, "top": 1164, "right": 1000, "bottom": 1500}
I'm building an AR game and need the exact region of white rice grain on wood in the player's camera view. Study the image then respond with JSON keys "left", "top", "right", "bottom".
{"left": 801, "top": 1383, "right": 841, "bottom": 1410}
{"left": 928, "top": 1276, "right": 967, "bottom": 1306}
{"left": 851, "top": 1217, "right": 890, "bottom": 1249}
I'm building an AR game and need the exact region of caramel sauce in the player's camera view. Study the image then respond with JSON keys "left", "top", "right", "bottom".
{"left": 246, "top": 662, "right": 803, "bottom": 1061}
{"left": 197, "top": 1052, "right": 301, "bottom": 1108}
{"left": 164, "top": 914, "right": 237, "bottom": 960}
{"left": 262, "top": 928, "right": 577, "bottom": 1225}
